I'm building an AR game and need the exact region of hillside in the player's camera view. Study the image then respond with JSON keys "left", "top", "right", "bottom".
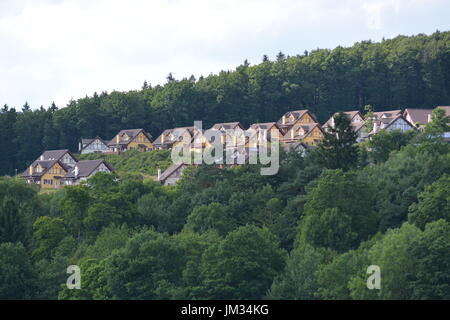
{"left": 77, "top": 150, "right": 172, "bottom": 180}
{"left": 0, "top": 31, "right": 449, "bottom": 176}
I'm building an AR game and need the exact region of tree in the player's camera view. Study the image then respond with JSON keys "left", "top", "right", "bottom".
{"left": 199, "top": 225, "right": 285, "bottom": 299}
{"left": 0, "top": 242, "right": 37, "bottom": 299}
{"left": 0, "top": 196, "right": 28, "bottom": 244}
{"left": 185, "top": 202, "right": 236, "bottom": 236}
{"left": 408, "top": 175, "right": 450, "bottom": 229}
{"left": 366, "top": 129, "right": 416, "bottom": 163}
{"left": 349, "top": 223, "right": 421, "bottom": 300}
{"left": 61, "top": 186, "right": 91, "bottom": 240}
{"left": 106, "top": 229, "right": 186, "bottom": 299}
{"left": 316, "top": 112, "right": 358, "bottom": 170}
{"left": 298, "top": 170, "right": 378, "bottom": 252}
{"left": 268, "top": 245, "right": 334, "bottom": 300}
{"left": 408, "top": 219, "right": 450, "bottom": 299}
{"left": 424, "top": 108, "right": 450, "bottom": 135}
{"left": 32, "top": 216, "right": 67, "bottom": 260}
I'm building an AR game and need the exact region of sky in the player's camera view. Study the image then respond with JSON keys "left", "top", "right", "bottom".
{"left": 0, "top": 0, "right": 449, "bottom": 110}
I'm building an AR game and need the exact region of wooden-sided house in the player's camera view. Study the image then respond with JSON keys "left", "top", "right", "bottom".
{"left": 108, "top": 129, "right": 154, "bottom": 153}
{"left": 246, "top": 122, "right": 283, "bottom": 149}
{"left": 276, "top": 109, "right": 318, "bottom": 134}
{"left": 21, "top": 159, "right": 70, "bottom": 189}
{"left": 282, "top": 122, "right": 324, "bottom": 146}
{"left": 153, "top": 127, "right": 198, "bottom": 150}
{"left": 79, "top": 136, "right": 110, "bottom": 154}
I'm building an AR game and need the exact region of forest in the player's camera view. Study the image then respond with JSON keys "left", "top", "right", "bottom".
{"left": 0, "top": 111, "right": 449, "bottom": 299}
{"left": 1, "top": 31, "right": 450, "bottom": 176}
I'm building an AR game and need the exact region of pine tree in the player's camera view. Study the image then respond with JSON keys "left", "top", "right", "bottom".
{"left": 316, "top": 112, "right": 358, "bottom": 171}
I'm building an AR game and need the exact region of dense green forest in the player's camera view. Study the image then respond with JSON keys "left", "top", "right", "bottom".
{"left": 0, "top": 110, "right": 449, "bottom": 299}
{"left": 1, "top": 31, "right": 450, "bottom": 175}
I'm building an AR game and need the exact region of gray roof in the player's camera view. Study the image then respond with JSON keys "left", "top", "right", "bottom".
{"left": 64, "top": 160, "right": 114, "bottom": 179}
{"left": 211, "top": 122, "right": 244, "bottom": 130}
{"left": 81, "top": 136, "right": 109, "bottom": 148}
{"left": 21, "top": 159, "right": 70, "bottom": 178}
{"left": 108, "top": 129, "right": 153, "bottom": 146}
{"left": 41, "top": 149, "right": 75, "bottom": 161}
{"left": 158, "top": 163, "right": 187, "bottom": 182}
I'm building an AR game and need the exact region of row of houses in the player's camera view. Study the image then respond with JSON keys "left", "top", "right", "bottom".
{"left": 21, "top": 150, "right": 114, "bottom": 189}
{"left": 78, "top": 106, "right": 450, "bottom": 156}
{"left": 22, "top": 106, "right": 449, "bottom": 188}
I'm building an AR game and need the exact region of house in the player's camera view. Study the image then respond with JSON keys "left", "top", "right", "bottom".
{"left": 21, "top": 159, "right": 70, "bottom": 189}
{"left": 63, "top": 160, "right": 115, "bottom": 186}
{"left": 247, "top": 122, "right": 283, "bottom": 148}
{"left": 369, "top": 113, "right": 415, "bottom": 136}
{"left": 210, "top": 122, "right": 246, "bottom": 150}
{"left": 153, "top": 127, "right": 198, "bottom": 150}
{"left": 283, "top": 141, "right": 315, "bottom": 156}
{"left": 108, "top": 129, "right": 154, "bottom": 153}
{"left": 276, "top": 110, "right": 318, "bottom": 134}
{"left": 403, "top": 109, "right": 433, "bottom": 129}
{"left": 79, "top": 136, "right": 110, "bottom": 154}
{"left": 157, "top": 163, "right": 188, "bottom": 186}
{"left": 323, "top": 111, "right": 367, "bottom": 142}
{"left": 323, "top": 111, "right": 365, "bottom": 130}
{"left": 282, "top": 122, "right": 324, "bottom": 146}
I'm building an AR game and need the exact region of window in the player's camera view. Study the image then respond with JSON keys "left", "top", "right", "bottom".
{"left": 44, "top": 179, "right": 53, "bottom": 185}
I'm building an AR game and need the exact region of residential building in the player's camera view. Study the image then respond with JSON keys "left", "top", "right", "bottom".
{"left": 79, "top": 136, "right": 110, "bottom": 154}
{"left": 63, "top": 160, "right": 115, "bottom": 186}
{"left": 282, "top": 122, "right": 324, "bottom": 146}
{"left": 276, "top": 110, "right": 318, "bottom": 134}
{"left": 108, "top": 129, "right": 154, "bottom": 152}
{"left": 158, "top": 163, "right": 188, "bottom": 186}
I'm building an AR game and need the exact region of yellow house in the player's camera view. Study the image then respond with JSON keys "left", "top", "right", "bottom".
{"left": 108, "top": 129, "right": 154, "bottom": 152}
{"left": 282, "top": 122, "right": 324, "bottom": 146}
{"left": 21, "top": 159, "right": 69, "bottom": 189}
{"left": 276, "top": 109, "right": 319, "bottom": 134}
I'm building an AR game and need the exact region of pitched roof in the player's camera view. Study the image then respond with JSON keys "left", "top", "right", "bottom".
{"left": 324, "top": 110, "right": 364, "bottom": 127}
{"left": 154, "top": 127, "right": 196, "bottom": 147}
{"left": 277, "top": 110, "right": 318, "bottom": 126}
{"left": 80, "top": 136, "right": 109, "bottom": 148}
{"left": 41, "top": 149, "right": 75, "bottom": 161}
{"left": 403, "top": 108, "right": 433, "bottom": 126}
{"left": 108, "top": 129, "right": 153, "bottom": 146}
{"left": 373, "top": 110, "right": 402, "bottom": 119}
{"left": 21, "top": 159, "right": 70, "bottom": 178}
{"left": 283, "top": 123, "right": 322, "bottom": 140}
{"left": 211, "top": 122, "right": 244, "bottom": 130}
{"left": 64, "top": 160, "right": 114, "bottom": 179}
{"left": 158, "top": 163, "right": 187, "bottom": 182}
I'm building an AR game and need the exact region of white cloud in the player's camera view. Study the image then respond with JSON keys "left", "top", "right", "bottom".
{"left": 0, "top": 0, "right": 448, "bottom": 108}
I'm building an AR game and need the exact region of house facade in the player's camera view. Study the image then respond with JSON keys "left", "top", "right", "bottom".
{"left": 79, "top": 137, "right": 110, "bottom": 154}
{"left": 108, "top": 129, "right": 154, "bottom": 152}
{"left": 282, "top": 122, "right": 324, "bottom": 146}
{"left": 158, "top": 163, "right": 188, "bottom": 186}
{"left": 63, "top": 160, "right": 115, "bottom": 186}
{"left": 276, "top": 110, "right": 318, "bottom": 134}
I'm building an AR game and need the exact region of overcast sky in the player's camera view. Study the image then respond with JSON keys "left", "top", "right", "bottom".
{"left": 0, "top": 0, "right": 449, "bottom": 109}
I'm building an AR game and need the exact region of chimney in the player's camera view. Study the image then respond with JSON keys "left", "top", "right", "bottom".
{"left": 427, "top": 113, "right": 432, "bottom": 123}
{"left": 282, "top": 115, "right": 286, "bottom": 125}
{"left": 373, "top": 121, "right": 379, "bottom": 133}
{"left": 40, "top": 155, "right": 44, "bottom": 161}
{"left": 157, "top": 168, "right": 161, "bottom": 180}
{"left": 74, "top": 166, "right": 79, "bottom": 178}
{"left": 79, "top": 142, "right": 82, "bottom": 151}
{"left": 291, "top": 128, "right": 294, "bottom": 139}
{"left": 161, "top": 133, "right": 165, "bottom": 144}
{"left": 29, "top": 166, "right": 33, "bottom": 175}
{"left": 116, "top": 135, "right": 120, "bottom": 144}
